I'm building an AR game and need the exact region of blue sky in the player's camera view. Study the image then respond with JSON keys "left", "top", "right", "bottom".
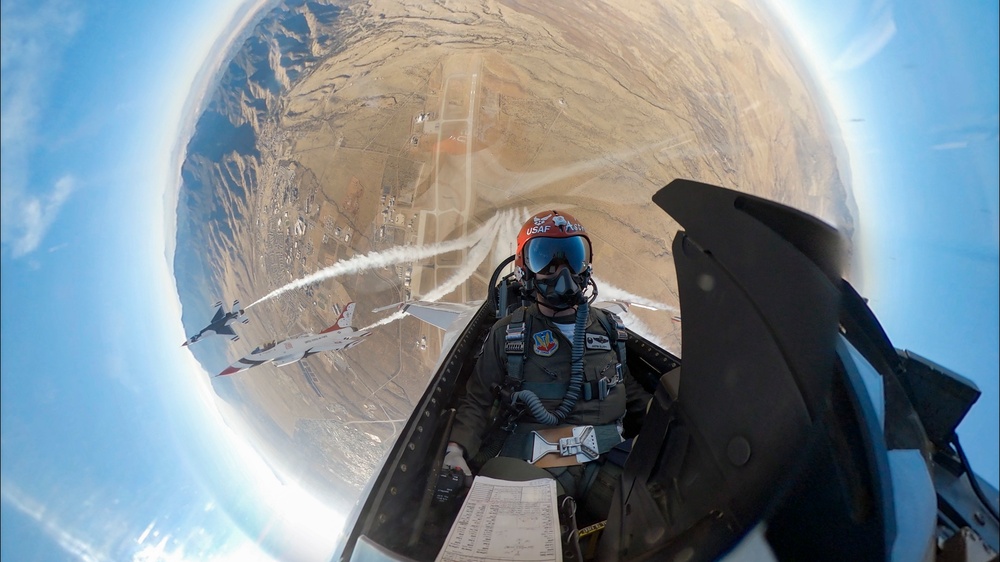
{"left": 0, "top": 0, "right": 996, "bottom": 560}
{"left": 2, "top": 0, "right": 343, "bottom": 560}
{"left": 771, "top": 0, "right": 999, "bottom": 487}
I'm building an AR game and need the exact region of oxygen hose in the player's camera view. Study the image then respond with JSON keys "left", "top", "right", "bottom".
{"left": 512, "top": 301, "right": 589, "bottom": 425}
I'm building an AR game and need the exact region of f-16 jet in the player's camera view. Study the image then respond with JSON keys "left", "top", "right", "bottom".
{"left": 335, "top": 180, "right": 998, "bottom": 562}
{"left": 181, "top": 299, "right": 248, "bottom": 347}
{"left": 217, "top": 302, "right": 371, "bottom": 376}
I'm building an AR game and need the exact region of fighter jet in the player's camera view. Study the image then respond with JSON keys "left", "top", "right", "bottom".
{"left": 217, "top": 302, "right": 372, "bottom": 376}
{"left": 334, "top": 180, "right": 998, "bottom": 562}
{"left": 181, "top": 299, "right": 248, "bottom": 347}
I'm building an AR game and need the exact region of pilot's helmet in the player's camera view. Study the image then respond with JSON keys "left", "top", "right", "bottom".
{"left": 514, "top": 211, "right": 593, "bottom": 306}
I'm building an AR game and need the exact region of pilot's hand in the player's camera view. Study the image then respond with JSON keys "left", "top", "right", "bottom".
{"left": 443, "top": 442, "right": 472, "bottom": 476}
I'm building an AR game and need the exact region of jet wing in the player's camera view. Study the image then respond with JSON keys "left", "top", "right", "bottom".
{"left": 303, "top": 329, "right": 374, "bottom": 354}
{"left": 398, "top": 301, "right": 479, "bottom": 331}
{"left": 218, "top": 336, "right": 296, "bottom": 375}
{"left": 343, "top": 330, "right": 373, "bottom": 349}
{"left": 213, "top": 324, "right": 237, "bottom": 337}
{"left": 210, "top": 304, "right": 226, "bottom": 324}
{"left": 217, "top": 356, "right": 267, "bottom": 376}
{"left": 273, "top": 352, "right": 307, "bottom": 368}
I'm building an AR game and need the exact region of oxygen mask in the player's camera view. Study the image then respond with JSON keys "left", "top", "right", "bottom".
{"left": 535, "top": 266, "right": 587, "bottom": 310}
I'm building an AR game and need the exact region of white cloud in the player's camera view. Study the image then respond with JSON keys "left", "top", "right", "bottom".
{"left": 5, "top": 175, "right": 78, "bottom": 257}
{"left": 931, "top": 141, "right": 968, "bottom": 150}
{"left": 832, "top": 3, "right": 896, "bottom": 71}
{"left": 1, "top": 480, "right": 115, "bottom": 562}
{"left": 0, "top": 0, "right": 82, "bottom": 143}
{"left": 0, "top": 0, "right": 83, "bottom": 259}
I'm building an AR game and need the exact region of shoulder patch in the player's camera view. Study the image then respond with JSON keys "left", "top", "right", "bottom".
{"left": 585, "top": 333, "right": 612, "bottom": 351}
{"left": 532, "top": 330, "right": 559, "bottom": 356}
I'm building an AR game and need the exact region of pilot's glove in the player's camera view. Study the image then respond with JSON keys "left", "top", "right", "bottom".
{"left": 443, "top": 442, "right": 472, "bottom": 476}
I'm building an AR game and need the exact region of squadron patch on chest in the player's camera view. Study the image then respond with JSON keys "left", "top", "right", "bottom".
{"left": 533, "top": 330, "right": 559, "bottom": 356}
{"left": 585, "top": 333, "right": 612, "bottom": 351}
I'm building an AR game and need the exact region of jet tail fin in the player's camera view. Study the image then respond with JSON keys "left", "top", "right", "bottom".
{"left": 217, "top": 364, "right": 243, "bottom": 377}
{"left": 321, "top": 302, "right": 356, "bottom": 333}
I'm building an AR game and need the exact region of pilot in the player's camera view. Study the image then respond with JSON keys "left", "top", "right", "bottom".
{"left": 443, "top": 210, "right": 652, "bottom": 521}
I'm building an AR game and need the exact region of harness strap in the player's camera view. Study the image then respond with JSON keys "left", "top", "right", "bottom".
{"left": 500, "top": 423, "right": 624, "bottom": 461}
{"left": 505, "top": 306, "right": 628, "bottom": 402}
{"left": 593, "top": 308, "right": 628, "bottom": 367}
{"left": 521, "top": 376, "right": 622, "bottom": 401}
{"left": 504, "top": 307, "right": 528, "bottom": 386}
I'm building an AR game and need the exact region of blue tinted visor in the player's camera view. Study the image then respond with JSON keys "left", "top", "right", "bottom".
{"left": 525, "top": 236, "right": 590, "bottom": 274}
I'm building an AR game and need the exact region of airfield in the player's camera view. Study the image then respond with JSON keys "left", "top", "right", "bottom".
{"left": 180, "top": 0, "right": 854, "bottom": 501}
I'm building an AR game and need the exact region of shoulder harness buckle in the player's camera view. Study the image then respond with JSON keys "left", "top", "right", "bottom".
{"left": 607, "top": 311, "right": 628, "bottom": 343}
{"left": 505, "top": 321, "right": 525, "bottom": 354}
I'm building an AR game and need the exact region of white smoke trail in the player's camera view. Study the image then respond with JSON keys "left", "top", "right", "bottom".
{"left": 360, "top": 208, "right": 525, "bottom": 331}
{"left": 362, "top": 310, "right": 407, "bottom": 330}
{"left": 496, "top": 207, "right": 522, "bottom": 260}
{"left": 343, "top": 419, "right": 405, "bottom": 426}
{"left": 592, "top": 276, "right": 678, "bottom": 313}
{"left": 247, "top": 211, "right": 511, "bottom": 308}
{"left": 420, "top": 210, "right": 515, "bottom": 302}
{"left": 618, "top": 310, "right": 675, "bottom": 354}
{"left": 590, "top": 276, "right": 679, "bottom": 352}
{"left": 494, "top": 136, "right": 687, "bottom": 199}
{"left": 362, "top": 238, "right": 670, "bottom": 333}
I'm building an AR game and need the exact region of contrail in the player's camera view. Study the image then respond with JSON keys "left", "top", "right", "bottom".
{"left": 593, "top": 276, "right": 678, "bottom": 312}
{"left": 421, "top": 211, "right": 515, "bottom": 302}
{"left": 359, "top": 230, "right": 513, "bottom": 399}
{"left": 489, "top": 136, "right": 689, "bottom": 199}
{"left": 360, "top": 209, "right": 524, "bottom": 331}
{"left": 344, "top": 419, "right": 405, "bottom": 426}
{"left": 247, "top": 211, "right": 513, "bottom": 309}
{"left": 357, "top": 218, "right": 679, "bottom": 358}
{"left": 362, "top": 310, "right": 407, "bottom": 330}
{"left": 621, "top": 311, "right": 675, "bottom": 354}
{"left": 359, "top": 232, "right": 501, "bottom": 330}
{"left": 591, "top": 276, "right": 679, "bottom": 353}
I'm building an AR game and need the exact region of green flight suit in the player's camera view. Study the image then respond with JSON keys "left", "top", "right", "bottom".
{"left": 450, "top": 304, "right": 651, "bottom": 509}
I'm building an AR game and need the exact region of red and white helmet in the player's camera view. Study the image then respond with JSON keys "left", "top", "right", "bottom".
{"left": 515, "top": 210, "right": 592, "bottom": 283}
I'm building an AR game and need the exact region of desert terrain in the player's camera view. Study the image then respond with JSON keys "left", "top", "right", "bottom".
{"left": 175, "top": 0, "right": 853, "bottom": 503}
